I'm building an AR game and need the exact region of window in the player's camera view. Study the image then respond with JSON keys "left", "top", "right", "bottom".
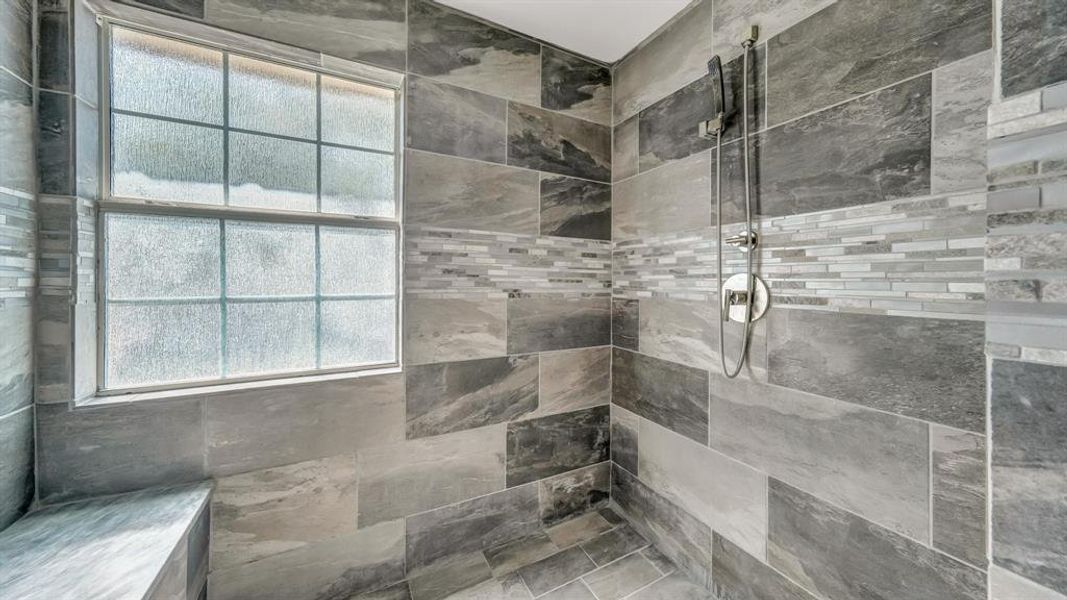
{"left": 99, "top": 25, "right": 401, "bottom": 393}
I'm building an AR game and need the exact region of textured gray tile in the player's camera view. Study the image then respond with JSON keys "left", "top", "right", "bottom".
{"left": 187, "top": 506, "right": 210, "bottom": 597}
{"left": 358, "top": 425, "right": 505, "bottom": 526}
{"left": 641, "top": 547, "right": 674, "bottom": 576}
{"left": 37, "top": 89, "right": 73, "bottom": 196}
{"left": 539, "top": 175, "right": 611, "bottom": 241}
{"left": 768, "top": 480, "right": 987, "bottom": 600}
{"left": 766, "top": 0, "right": 991, "bottom": 124}
{"left": 150, "top": 532, "right": 187, "bottom": 600}
{"left": 205, "top": 373, "right": 404, "bottom": 476}
{"left": 528, "top": 346, "right": 609, "bottom": 420}
{"left": 638, "top": 297, "right": 766, "bottom": 376}
{"left": 37, "top": 5, "right": 69, "bottom": 92}
{"left": 0, "top": 407, "right": 33, "bottom": 530}
{"left": 0, "top": 70, "right": 34, "bottom": 195}
{"left": 612, "top": 116, "right": 639, "bottom": 183}
{"left": 541, "top": 47, "right": 611, "bottom": 126}
{"left": 407, "top": 0, "right": 539, "bottom": 104}
{"left": 404, "top": 296, "right": 507, "bottom": 365}
{"left": 209, "top": 519, "right": 405, "bottom": 600}
{"left": 203, "top": 0, "right": 404, "bottom": 69}
{"left": 507, "top": 103, "right": 611, "bottom": 183}
{"left": 211, "top": 454, "right": 359, "bottom": 570}
{"left": 516, "top": 546, "right": 596, "bottom": 596}
{"left": 538, "top": 462, "right": 610, "bottom": 526}
{"left": 124, "top": 0, "right": 206, "bottom": 18}
{"left": 406, "top": 356, "right": 538, "bottom": 439}
{"left": 408, "top": 552, "right": 493, "bottom": 600}
{"left": 583, "top": 552, "right": 661, "bottom": 600}
{"left": 990, "top": 564, "right": 1067, "bottom": 600}
{"left": 932, "top": 426, "right": 987, "bottom": 568}
{"left": 712, "top": 533, "right": 816, "bottom": 600}
{"left": 991, "top": 359, "right": 1067, "bottom": 594}
{"left": 75, "top": 99, "right": 98, "bottom": 200}
{"left": 611, "top": 465, "right": 712, "bottom": 586}
{"left": 545, "top": 510, "right": 614, "bottom": 548}
{"left": 768, "top": 309, "right": 985, "bottom": 432}
{"left": 0, "top": 0, "right": 32, "bottom": 82}
{"left": 506, "top": 295, "right": 610, "bottom": 354}
{"left": 406, "top": 484, "right": 542, "bottom": 573}
{"left": 506, "top": 406, "right": 610, "bottom": 487}
{"left": 483, "top": 532, "right": 560, "bottom": 577}
{"left": 612, "top": 0, "right": 713, "bottom": 122}
{"left": 1001, "top": 0, "right": 1067, "bottom": 97}
{"left": 404, "top": 150, "right": 539, "bottom": 235}
{"left": 611, "top": 299, "right": 639, "bottom": 351}
{"left": 610, "top": 406, "right": 639, "bottom": 476}
{"left": 352, "top": 582, "right": 412, "bottom": 600}
{"left": 612, "top": 150, "right": 711, "bottom": 241}
{"left": 611, "top": 348, "right": 708, "bottom": 444}
{"left": 37, "top": 400, "right": 204, "bottom": 504}
{"left": 712, "top": 0, "right": 835, "bottom": 63}
{"left": 540, "top": 580, "right": 597, "bottom": 600}
{"left": 407, "top": 76, "right": 507, "bottom": 163}
{"left": 710, "top": 376, "right": 930, "bottom": 540}
{"left": 933, "top": 51, "right": 993, "bottom": 194}
{"left": 444, "top": 574, "right": 534, "bottom": 600}
{"left": 72, "top": 0, "right": 98, "bottom": 104}
{"left": 0, "top": 303, "right": 32, "bottom": 416}
{"left": 626, "top": 573, "right": 712, "bottom": 600}
{"left": 580, "top": 523, "right": 649, "bottom": 566}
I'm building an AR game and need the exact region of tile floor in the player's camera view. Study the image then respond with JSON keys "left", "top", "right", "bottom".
{"left": 351, "top": 508, "right": 712, "bottom": 600}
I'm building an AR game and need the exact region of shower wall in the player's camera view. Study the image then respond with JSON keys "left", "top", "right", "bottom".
{"left": 609, "top": 0, "right": 994, "bottom": 597}
{"left": 31, "top": 0, "right": 613, "bottom": 598}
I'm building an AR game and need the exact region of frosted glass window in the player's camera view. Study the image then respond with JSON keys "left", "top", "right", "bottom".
{"left": 229, "top": 55, "right": 316, "bottom": 139}
{"left": 321, "top": 299, "right": 396, "bottom": 367}
{"left": 226, "top": 301, "right": 316, "bottom": 376}
{"left": 229, "top": 133, "right": 317, "bottom": 212}
{"left": 225, "top": 221, "right": 316, "bottom": 297}
{"left": 321, "top": 76, "right": 395, "bottom": 151}
{"left": 105, "top": 213, "right": 220, "bottom": 299}
{"left": 320, "top": 227, "right": 397, "bottom": 295}
{"left": 111, "top": 114, "right": 224, "bottom": 204}
{"left": 106, "top": 303, "right": 221, "bottom": 389}
{"left": 321, "top": 146, "right": 395, "bottom": 218}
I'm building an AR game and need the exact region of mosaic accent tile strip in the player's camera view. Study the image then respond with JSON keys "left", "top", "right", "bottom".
{"left": 613, "top": 192, "right": 986, "bottom": 320}
{"left": 0, "top": 188, "right": 36, "bottom": 299}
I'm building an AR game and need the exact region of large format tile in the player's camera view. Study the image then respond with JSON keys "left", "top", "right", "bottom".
{"left": 932, "top": 425, "right": 987, "bottom": 567}
{"left": 404, "top": 296, "right": 507, "bottom": 365}
{"left": 612, "top": 150, "right": 711, "bottom": 241}
{"left": 516, "top": 546, "right": 596, "bottom": 596}
{"left": 712, "top": 533, "right": 815, "bottom": 600}
{"left": 539, "top": 175, "right": 611, "bottom": 241}
{"left": 38, "top": 400, "right": 205, "bottom": 504}
{"left": 210, "top": 455, "right": 359, "bottom": 570}
{"left": 712, "top": 0, "right": 835, "bottom": 62}
{"left": 580, "top": 523, "right": 649, "bottom": 566}
{"left": 932, "top": 51, "right": 992, "bottom": 194}
{"left": 37, "top": 4, "right": 69, "bottom": 92}
{"left": 406, "top": 76, "right": 507, "bottom": 164}
{"left": 611, "top": 298, "right": 639, "bottom": 351}
{"left": 205, "top": 373, "right": 404, "bottom": 476}
{"left": 610, "top": 405, "right": 639, "bottom": 475}
{"left": 506, "top": 103, "right": 611, "bottom": 182}
{"left": 540, "top": 580, "right": 595, "bottom": 600}
{"left": 408, "top": 552, "right": 493, "bottom": 600}
{"left": 404, "top": 150, "right": 539, "bottom": 235}
{"left": 358, "top": 425, "right": 505, "bottom": 526}
{"left": 0, "top": 303, "right": 32, "bottom": 415}
{"left": 626, "top": 573, "right": 712, "bottom": 600}
{"left": 991, "top": 359, "right": 1067, "bottom": 594}
{"left": 538, "top": 462, "right": 610, "bottom": 525}
{"left": 768, "top": 309, "right": 985, "bottom": 432}
{"left": 582, "top": 553, "right": 661, "bottom": 600}
{"left": 0, "top": 407, "right": 33, "bottom": 530}
{"left": 545, "top": 511, "right": 614, "bottom": 548}
{"left": 710, "top": 376, "right": 929, "bottom": 539}
{"left": 0, "top": 70, "right": 35, "bottom": 194}
{"left": 484, "top": 531, "right": 559, "bottom": 578}
{"left": 613, "top": 117, "right": 639, "bottom": 183}
{"left": 638, "top": 297, "right": 767, "bottom": 376}
{"left": 1000, "top": 0, "right": 1067, "bottom": 97}
{"left": 638, "top": 418, "right": 767, "bottom": 560}
{"left": 540, "top": 47, "right": 611, "bottom": 126}
{"left": 611, "top": 348, "right": 708, "bottom": 444}
{"left": 405, "top": 356, "right": 538, "bottom": 439}
{"left": 768, "top": 480, "right": 987, "bottom": 600}
{"left": 506, "top": 406, "right": 610, "bottom": 487}
{"left": 766, "top": 0, "right": 991, "bottom": 124}
{"left": 129, "top": 0, "right": 206, "bottom": 19}
{"left": 407, "top": 0, "right": 540, "bottom": 104}
{"left": 0, "top": 0, "right": 32, "bottom": 83}
{"left": 506, "top": 295, "right": 610, "bottom": 354}
{"left": 527, "top": 346, "right": 609, "bottom": 420}
{"left": 990, "top": 564, "right": 1067, "bottom": 600}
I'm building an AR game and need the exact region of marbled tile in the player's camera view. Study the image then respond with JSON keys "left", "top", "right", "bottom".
{"left": 639, "top": 417, "right": 767, "bottom": 559}
{"left": 642, "top": 547, "right": 675, "bottom": 576}
{"left": 408, "top": 552, "right": 493, "bottom": 600}
{"left": 506, "top": 406, "right": 610, "bottom": 487}
{"left": 0, "top": 0, "right": 32, "bottom": 82}
{"left": 150, "top": 533, "right": 187, "bottom": 600}
{"left": 710, "top": 375, "right": 930, "bottom": 540}
{"left": 211, "top": 454, "right": 359, "bottom": 570}
{"left": 768, "top": 480, "right": 987, "bottom": 600}
{"left": 125, "top": 0, "right": 206, "bottom": 18}
{"left": 612, "top": 150, "right": 711, "bottom": 241}
{"left": 0, "top": 407, "right": 33, "bottom": 530}
{"left": 353, "top": 581, "right": 412, "bottom": 600}
{"left": 0, "top": 69, "right": 35, "bottom": 194}
{"left": 203, "top": 0, "right": 405, "bottom": 69}
{"left": 610, "top": 406, "right": 639, "bottom": 475}
{"left": 188, "top": 506, "right": 210, "bottom": 597}
{"left": 37, "top": 400, "right": 204, "bottom": 504}
{"left": 766, "top": 0, "right": 991, "bottom": 124}
{"left": 37, "top": 89, "right": 73, "bottom": 196}
{"left": 527, "top": 346, "right": 609, "bottom": 420}
{"left": 932, "top": 425, "right": 987, "bottom": 567}
{"left": 358, "top": 425, "right": 505, "bottom": 526}
{"left": 539, "top": 175, "right": 611, "bottom": 241}
{"left": 611, "top": 348, "right": 708, "bottom": 444}
{"left": 712, "top": 533, "right": 815, "bottom": 600}
{"left": 545, "top": 510, "right": 614, "bottom": 548}
{"left": 404, "top": 150, "right": 539, "bottom": 235}
{"left": 516, "top": 546, "right": 596, "bottom": 596}
{"left": 37, "top": 4, "right": 68, "bottom": 92}
{"left": 768, "top": 309, "right": 985, "bottom": 432}
{"left": 627, "top": 573, "right": 712, "bottom": 600}
{"left": 205, "top": 373, "right": 404, "bottom": 476}
{"left": 507, "top": 103, "right": 611, "bottom": 182}
{"left": 453, "top": 573, "right": 535, "bottom": 600}
{"left": 538, "top": 462, "right": 610, "bottom": 525}
{"left": 991, "top": 359, "right": 1067, "bottom": 593}
{"left": 0, "top": 303, "right": 32, "bottom": 415}
{"left": 210, "top": 519, "right": 405, "bottom": 600}
{"left": 506, "top": 295, "right": 610, "bottom": 354}
{"left": 541, "top": 47, "right": 611, "bottom": 126}
{"left": 406, "top": 484, "right": 541, "bottom": 573}
{"left": 407, "top": 0, "right": 539, "bottom": 104}
{"left": 613, "top": 0, "right": 713, "bottom": 122}
{"left": 611, "top": 298, "right": 639, "bottom": 351}
{"left": 757, "top": 75, "right": 932, "bottom": 217}
{"left": 580, "top": 523, "right": 649, "bottom": 566}
{"left": 933, "top": 51, "right": 993, "bottom": 194}
{"left": 404, "top": 295, "right": 507, "bottom": 365}
{"left": 990, "top": 564, "right": 1067, "bottom": 600}
{"left": 613, "top": 116, "right": 639, "bottom": 183}
{"left": 407, "top": 76, "right": 507, "bottom": 164}
{"left": 712, "top": 0, "right": 836, "bottom": 62}
{"left": 73, "top": 0, "right": 98, "bottom": 104}
{"left": 75, "top": 99, "right": 98, "bottom": 200}
{"left": 611, "top": 465, "right": 712, "bottom": 586}
{"left": 639, "top": 297, "right": 767, "bottom": 376}
{"left": 406, "top": 356, "right": 538, "bottom": 439}
{"left": 1001, "top": 0, "right": 1067, "bottom": 97}
{"left": 484, "top": 532, "right": 560, "bottom": 577}
{"left": 541, "top": 580, "right": 596, "bottom": 600}
{"left": 583, "top": 552, "right": 662, "bottom": 600}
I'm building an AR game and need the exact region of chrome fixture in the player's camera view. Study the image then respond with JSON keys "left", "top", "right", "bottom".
{"left": 698, "top": 25, "right": 769, "bottom": 379}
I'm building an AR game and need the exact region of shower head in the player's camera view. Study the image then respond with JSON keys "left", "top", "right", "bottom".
{"left": 698, "top": 55, "right": 727, "bottom": 138}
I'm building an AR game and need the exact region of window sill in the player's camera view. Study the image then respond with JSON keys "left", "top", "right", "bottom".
{"left": 75, "top": 366, "right": 402, "bottom": 409}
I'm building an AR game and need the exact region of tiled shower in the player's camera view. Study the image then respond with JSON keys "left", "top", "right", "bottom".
{"left": 0, "top": 0, "right": 1065, "bottom": 599}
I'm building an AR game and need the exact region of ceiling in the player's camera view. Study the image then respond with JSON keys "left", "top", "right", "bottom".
{"left": 435, "top": 0, "right": 693, "bottom": 64}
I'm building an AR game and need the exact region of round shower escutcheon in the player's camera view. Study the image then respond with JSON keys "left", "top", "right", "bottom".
{"left": 721, "top": 273, "right": 770, "bottom": 323}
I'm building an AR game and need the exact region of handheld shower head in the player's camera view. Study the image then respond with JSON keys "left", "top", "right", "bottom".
{"left": 698, "top": 55, "right": 727, "bottom": 138}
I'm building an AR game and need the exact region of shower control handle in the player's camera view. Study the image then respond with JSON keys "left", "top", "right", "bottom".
{"left": 724, "top": 230, "right": 758, "bottom": 251}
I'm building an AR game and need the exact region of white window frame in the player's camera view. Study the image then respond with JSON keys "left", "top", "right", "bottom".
{"left": 95, "top": 18, "right": 404, "bottom": 396}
